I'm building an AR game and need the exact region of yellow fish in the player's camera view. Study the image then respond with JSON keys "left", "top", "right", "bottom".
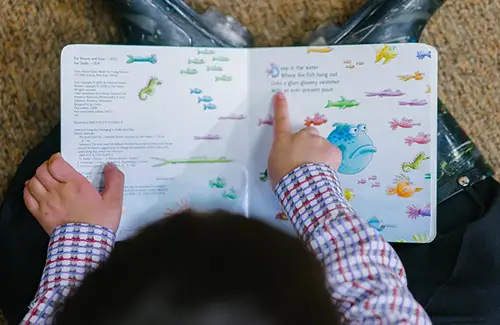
{"left": 375, "top": 44, "right": 398, "bottom": 64}
{"left": 344, "top": 188, "right": 355, "bottom": 201}
{"left": 307, "top": 47, "right": 333, "bottom": 54}
{"left": 426, "top": 85, "right": 432, "bottom": 94}
{"left": 386, "top": 174, "right": 423, "bottom": 198}
{"left": 346, "top": 65, "right": 355, "bottom": 69}
{"left": 398, "top": 71, "right": 424, "bottom": 82}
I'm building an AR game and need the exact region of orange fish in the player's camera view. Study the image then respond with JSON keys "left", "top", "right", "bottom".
{"left": 307, "top": 47, "right": 333, "bottom": 53}
{"left": 304, "top": 112, "right": 328, "bottom": 127}
{"left": 386, "top": 174, "right": 423, "bottom": 198}
{"left": 398, "top": 71, "right": 424, "bottom": 82}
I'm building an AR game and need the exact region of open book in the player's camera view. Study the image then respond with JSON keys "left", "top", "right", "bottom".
{"left": 61, "top": 44, "right": 438, "bottom": 243}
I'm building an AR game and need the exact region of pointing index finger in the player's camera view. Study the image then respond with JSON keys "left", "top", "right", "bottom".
{"left": 273, "top": 92, "right": 292, "bottom": 137}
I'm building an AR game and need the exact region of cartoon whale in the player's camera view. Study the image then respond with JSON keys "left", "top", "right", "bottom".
{"left": 327, "top": 123, "right": 377, "bottom": 174}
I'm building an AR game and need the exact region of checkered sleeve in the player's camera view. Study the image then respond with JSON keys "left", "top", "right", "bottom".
{"left": 275, "top": 163, "right": 431, "bottom": 325}
{"left": 20, "top": 223, "right": 116, "bottom": 325}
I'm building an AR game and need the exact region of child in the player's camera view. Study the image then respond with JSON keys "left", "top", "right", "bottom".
{"left": 20, "top": 93, "right": 430, "bottom": 324}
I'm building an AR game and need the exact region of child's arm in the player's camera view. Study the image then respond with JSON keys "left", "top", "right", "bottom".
{"left": 275, "top": 163, "right": 431, "bottom": 324}
{"left": 19, "top": 224, "right": 115, "bottom": 325}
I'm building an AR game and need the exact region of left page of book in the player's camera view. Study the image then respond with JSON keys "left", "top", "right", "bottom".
{"left": 61, "top": 45, "right": 250, "bottom": 240}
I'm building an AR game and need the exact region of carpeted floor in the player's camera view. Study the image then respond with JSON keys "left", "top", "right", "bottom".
{"left": 0, "top": 0, "right": 499, "bottom": 323}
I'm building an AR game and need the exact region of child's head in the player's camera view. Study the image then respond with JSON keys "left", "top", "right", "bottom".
{"left": 55, "top": 210, "right": 341, "bottom": 325}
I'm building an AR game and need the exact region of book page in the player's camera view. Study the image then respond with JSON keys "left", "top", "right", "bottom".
{"left": 248, "top": 44, "right": 438, "bottom": 243}
{"left": 61, "top": 45, "right": 250, "bottom": 240}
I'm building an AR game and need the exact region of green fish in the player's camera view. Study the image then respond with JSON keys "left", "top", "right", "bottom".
{"left": 207, "top": 65, "right": 223, "bottom": 72}
{"left": 259, "top": 169, "right": 268, "bottom": 182}
{"left": 324, "top": 96, "right": 360, "bottom": 109}
{"left": 222, "top": 187, "right": 237, "bottom": 200}
{"left": 198, "top": 49, "right": 216, "bottom": 55}
{"left": 213, "top": 56, "right": 230, "bottom": 62}
{"left": 180, "top": 68, "right": 198, "bottom": 75}
{"left": 188, "top": 58, "right": 205, "bottom": 64}
{"left": 209, "top": 177, "right": 226, "bottom": 189}
{"left": 215, "top": 75, "right": 232, "bottom": 82}
{"left": 424, "top": 173, "right": 431, "bottom": 179}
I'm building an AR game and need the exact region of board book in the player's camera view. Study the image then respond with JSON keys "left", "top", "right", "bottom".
{"left": 61, "top": 43, "right": 438, "bottom": 243}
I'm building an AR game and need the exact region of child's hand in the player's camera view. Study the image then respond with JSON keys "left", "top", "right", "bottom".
{"left": 24, "top": 153, "right": 125, "bottom": 235}
{"left": 268, "top": 92, "right": 341, "bottom": 188}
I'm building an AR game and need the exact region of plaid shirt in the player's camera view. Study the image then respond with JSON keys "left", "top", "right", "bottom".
{"left": 21, "top": 163, "right": 430, "bottom": 324}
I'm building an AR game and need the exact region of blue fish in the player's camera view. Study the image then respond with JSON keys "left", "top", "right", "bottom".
{"left": 190, "top": 88, "right": 202, "bottom": 94}
{"left": 203, "top": 103, "right": 217, "bottom": 111}
{"left": 198, "top": 95, "right": 213, "bottom": 103}
{"left": 367, "top": 217, "right": 396, "bottom": 232}
{"left": 126, "top": 54, "right": 157, "bottom": 64}
{"left": 416, "top": 51, "right": 432, "bottom": 60}
{"left": 327, "top": 123, "right": 377, "bottom": 174}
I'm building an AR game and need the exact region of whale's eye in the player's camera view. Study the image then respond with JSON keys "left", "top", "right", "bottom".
{"left": 349, "top": 126, "right": 359, "bottom": 135}
{"left": 358, "top": 124, "right": 367, "bottom": 132}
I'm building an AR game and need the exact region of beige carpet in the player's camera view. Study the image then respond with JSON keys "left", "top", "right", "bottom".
{"left": 0, "top": 0, "right": 499, "bottom": 323}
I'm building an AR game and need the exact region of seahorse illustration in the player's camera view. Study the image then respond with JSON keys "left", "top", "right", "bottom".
{"left": 138, "top": 77, "right": 162, "bottom": 101}
{"left": 401, "top": 152, "right": 430, "bottom": 172}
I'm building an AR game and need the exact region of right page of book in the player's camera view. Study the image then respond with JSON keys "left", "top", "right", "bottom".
{"left": 247, "top": 44, "right": 438, "bottom": 243}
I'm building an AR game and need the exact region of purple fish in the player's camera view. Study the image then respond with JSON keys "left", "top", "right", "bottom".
{"left": 406, "top": 204, "right": 431, "bottom": 220}
{"left": 365, "top": 89, "right": 406, "bottom": 97}
{"left": 194, "top": 134, "right": 221, "bottom": 140}
{"left": 399, "top": 99, "right": 428, "bottom": 106}
{"left": 218, "top": 114, "right": 246, "bottom": 120}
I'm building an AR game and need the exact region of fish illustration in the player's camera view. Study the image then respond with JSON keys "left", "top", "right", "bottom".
{"left": 307, "top": 47, "right": 333, "bottom": 53}
{"left": 138, "top": 77, "right": 162, "bottom": 101}
{"left": 356, "top": 61, "right": 364, "bottom": 65}
{"left": 126, "top": 54, "right": 157, "bottom": 64}
{"left": 399, "top": 99, "right": 428, "bottom": 106}
{"left": 368, "top": 175, "right": 377, "bottom": 181}
{"left": 213, "top": 56, "right": 230, "bottom": 62}
{"left": 209, "top": 177, "right": 226, "bottom": 189}
{"left": 405, "top": 132, "right": 431, "bottom": 146}
{"left": 389, "top": 117, "right": 421, "bottom": 130}
{"left": 190, "top": 88, "right": 202, "bottom": 94}
{"left": 218, "top": 114, "right": 246, "bottom": 120}
{"left": 406, "top": 203, "right": 431, "bottom": 219}
{"left": 197, "top": 95, "right": 213, "bottom": 103}
{"left": 371, "top": 182, "right": 381, "bottom": 188}
{"left": 151, "top": 157, "right": 233, "bottom": 166}
{"left": 416, "top": 51, "right": 432, "bottom": 60}
{"left": 328, "top": 123, "right": 376, "bottom": 175}
{"left": 386, "top": 174, "right": 423, "bottom": 198}
{"left": 358, "top": 179, "right": 367, "bottom": 184}
{"left": 222, "top": 187, "right": 237, "bottom": 200}
{"left": 346, "top": 65, "right": 356, "bottom": 69}
{"left": 206, "top": 65, "right": 223, "bottom": 71}
{"left": 198, "top": 49, "right": 216, "bottom": 55}
{"left": 365, "top": 89, "right": 406, "bottom": 97}
{"left": 344, "top": 188, "right": 355, "bottom": 201}
{"left": 258, "top": 114, "right": 274, "bottom": 126}
{"left": 203, "top": 103, "right": 217, "bottom": 111}
{"left": 398, "top": 71, "right": 424, "bottom": 82}
{"left": 215, "top": 75, "right": 232, "bottom": 82}
{"left": 188, "top": 58, "right": 205, "bottom": 64}
{"left": 304, "top": 112, "right": 328, "bottom": 126}
{"left": 180, "top": 68, "right": 198, "bottom": 75}
{"left": 402, "top": 152, "right": 430, "bottom": 172}
{"left": 266, "top": 63, "right": 280, "bottom": 78}
{"left": 275, "top": 211, "right": 288, "bottom": 220}
{"left": 343, "top": 60, "right": 352, "bottom": 64}
{"left": 324, "top": 97, "right": 360, "bottom": 109}
{"left": 260, "top": 169, "right": 268, "bottom": 182}
{"left": 367, "top": 217, "right": 396, "bottom": 232}
{"left": 375, "top": 44, "right": 398, "bottom": 64}
{"left": 424, "top": 173, "right": 431, "bottom": 180}
{"left": 426, "top": 85, "right": 432, "bottom": 94}
{"left": 194, "top": 134, "right": 221, "bottom": 140}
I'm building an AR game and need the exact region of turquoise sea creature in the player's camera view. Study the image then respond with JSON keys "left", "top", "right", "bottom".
{"left": 327, "top": 123, "right": 377, "bottom": 174}
{"left": 203, "top": 103, "right": 217, "bottom": 111}
{"left": 198, "top": 49, "right": 216, "bottom": 55}
{"left": 207, "top": 65, "right": 223, "bottom": 71}
{"left": 215, "top": 75, "right": 232, "bottom": 82}
{"left": 367, "top": 217, "right": 396, "bottom": 232}
{"left": 209, "top": 177, "right": 226, "bottom": 189}
{"left": 222, "top": 187, "right": 237, "bottom": 200}
{"left": 180, "top": 68, "right": 198, "bottom": 75}
{"left": 188, "top": 58, "right": 205, "bottom": 64}
{"left": 213, "top": 56, "right": 230, "bottom": 62}
{"left": 126, "top": 54, "right": 157, "bottom": 64}
{"left": 190, "top": 88, "right": 202, "bottom": 94}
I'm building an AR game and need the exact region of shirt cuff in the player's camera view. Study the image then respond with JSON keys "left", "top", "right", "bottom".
{"left": 33, "top": 223, "right": 116, "bottom": 300}
{"left": 275, "top": 163, "right": 351, "bottom": 236}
